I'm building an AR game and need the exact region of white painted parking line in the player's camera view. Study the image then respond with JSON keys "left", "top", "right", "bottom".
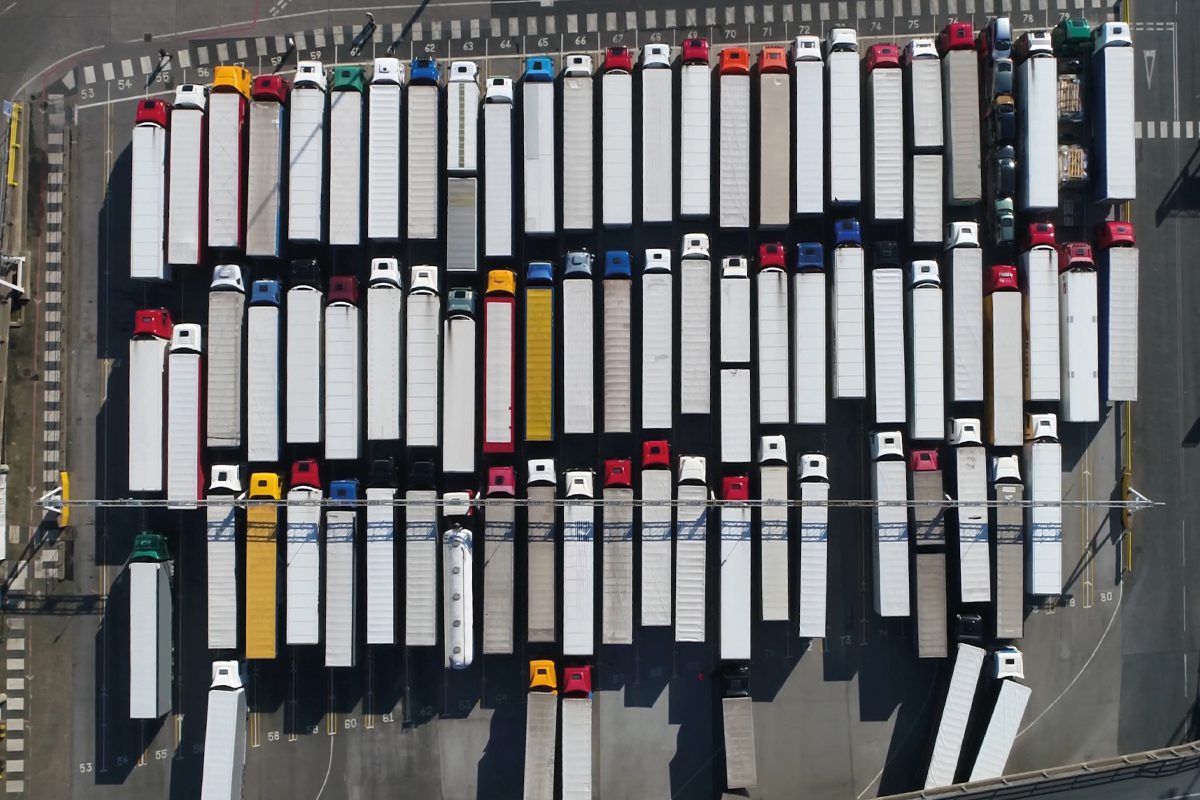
{"left": 215, "top": 42, "right": 229, "bottom": 62}
{"left": 1160, "top": 121, "right": 1169, "bottom": 138}
{"left": 7, "top": 719, "right": 23, "bottom": 733}
{"left": 5, "top": 639, "right": 21, "bottom": 652}
{"left": 544, "top": 15, "right": 555, "bottom": 34}
{"left": 630, "top": 11, "right": 641, "bottom": 28}
{"left": 761, "top": 5, "right": 772, "bottom": 23}
{"left": 6, "top": 659, "right": 23, "bottom": 671}
{"left": 450, "top": 19, "right": 461, "bottom": 38}
{"left": 100, "top": 62, "right": 113, "bottom": 81}
{"left": 234, "top": 39, "right": 247, "bottom": 60}
{"left": 965, "top": 0, "right": 975, "bottom": 11}
{"left": 6, "top": 760, "right": 22, "bottom": 774}
{"left": 196, "top": 45, "right": 210, "bottom": 66}
{"left": 646, "top": 9, "right": 658, "bottom": 27}
{"left": 1144, "top": 122, "right": 1155, "bottom": 139}
{"left": 61, "top": 71, "right": 75, "bottom": 90}
{"left": 82, "top": 65, "right": 95, "bottom": 84}
{"left": 1187, "top": 121, "right": 1195, "bottom": 139}
{"left": 522, "top": 17, "right": 533, "bottom": 35}
{"left": 1172, "top": 120, "right": 1181, "bottom": 138}
{"left": 6, "top": 678, "right": 21, "bottom": 690}
{"left": 667, "top": 8, "right": 678, "bottom": 26}
{"left": 140, "top": 55, "right": 153, "bottom": 74}
{"left": 742, "top": 5, "right": 754, "bottom": 23}
{"left": 606, "top": 11, "right": 618, "bottom": 30}
{"left": 820, "top": 2, "right": 830, "bottom": 19}
{"left": 566, "top": 14, "right": 578, "bottom": 32}
{"left": 313, "top": 29, "right": 326, "bottom": 48}
{"left": 706, "top": 7, "right": 717, "bottom": 25}
{"left": 1056, "top": 0, "right": 1065, "bottom": 7}
{"left": 587, "top": 12, "right": 598, "bottom": 31}
{"left": 122, "top": 58, "right": 135, "bottom": 77}
{"left": 782, "top": 4, "right": 794, "bottom": 21}
{"left": 471, "top": 18, "right": 481, "bottom": 37}
{"left": 412, "top": 21, "right": 424, "bottom": 39}
{"left": 837, "top": 0, "right": 847, "bottom": 18}
{"left": 5, "top": 739, "right": 22, "bottom": 753}
{"left": 508, "top": 17, "right": 519, "bottom": 36}
{"left": 254, "top": 36, "right": 268, "bottom": 56}
{"left": 6, "top": 779, "right": 24, "bottom": 792}
{"left": 296, "top": 32, "right": 308, "bottom": 50}
{"left": 912, "top": 0, "right": 921, "bottom": 18}
{"left": 857, "top": 0, "right": 866, "bottom": 17}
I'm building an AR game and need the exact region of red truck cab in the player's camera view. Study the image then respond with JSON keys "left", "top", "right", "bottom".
{"left": 938, "top": 21, "right": 975, "bottom": 55}
{"left": 758, "top": 242, "right": 786, "bottom": 270}
{"left": 1057, "top": 242, "right": 1095, "bottom": 271}
{"left": 719, "top": 47, "right": 750, "bottom": 75}
{"left": 135, "top": 98, "right": 171, "bottom": 127}
{"left": 329, "top": 276, "right": 360, "bottom": 304}
{"left": 1095, "top": 221, "right": 1135, "bottom": 248}
{"left": 1024, "top": 222, "right": 1056, "bottom": 249}
{"left": 910, "top": 449, "right": 939, "bottom": 471}
{"left": 291, "top": 459, "right": 320, "bottom": 488}
{"left": 563, "top": 665, "right": 593, "bottom": 697}
{"left": 604, "top": 459, "right": 632, "bottom": 489}
{"left": 603, "top": 46, "right": 633, "bottom": 73}
{"left": 757, "top": 46, "right": 788, "bottom": 73}
{"left": 642, "top": 440, "right": 670, "bottom": 468}
{"left": 985, "top": 265, "right": 1019, "bottom": 292}
{"left": 722, "top": 476, "right": 750, "bottom": 500}
{"left": 681, "top": 38, "right": 710, "bottom": 65}
{"left": 866, "top": 43, "right": 901, "bottom": 71}
{"left": 133, "top": 308, "right": 174, "bottom": 338}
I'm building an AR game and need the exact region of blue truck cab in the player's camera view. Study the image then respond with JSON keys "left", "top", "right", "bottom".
{"left": 795, "top": 243, "right": 825, "bottom": 271}
{"left": 527, "top": 261, "right": 554, "bottom": 285}
{"left": 834, "top": 218, "right": 861, "bottom": 247}
{"left": 524, "top": 56, "right": 556, "bottom": 82}
{"left": 250, "top": 279, "right": 282, "bottom": 306}
{"left": 409, "top": 56, "right": 441, "bottom": 85}
{"left": 604, "top": 251, "right": 632, "bottom": 278}
{"left": 329, "top": 479, "right": 359, "bottom": 502}
{"left": 565, "top": 251, "right": 594, "bottom": 277}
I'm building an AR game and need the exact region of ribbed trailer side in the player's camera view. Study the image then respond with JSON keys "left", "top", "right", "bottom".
{"left": 994, "top": 482, "right": 1024, "bottom": 640}
{"left": 527, "top": 484, "right": 557, "bottom": 641}
{"left": 286, "top": 488, "right": 322, "bottom": 645}
{"left": 325, "top": 507, "right": 357, "bottom": 667}
{"left": 1060, "top": 270, "right": 1100, "bottom": 422}
{"left": 721, "top": 269, "right": 750, "bottom": 364}
{"left": 680, "top": 257, "right": 712, "bottom": 415}
{"left": 680, "top": 64, "right": 711, "bottom": 218}
{"left": 675, "top": 483, "right": 708, "bottom": 643}
{"left": 128, "top": 338, "right": 169, "bottom": 492}
{"left": 563, "top": 493, "right": 595, "bottom": 656}
{"left": 641, "top": 68, "right": 673, "bottom": 221}
{"left": 483, "top": 294, "right": 515, "bottom": 451}
{"left": 759, "top": 71, "right": 790, "bottom": 227}
{"left": 603, "top": 277, "right": 632, "bottom": 432}
{"left": 324, "top": 303, "right": 361, "bottom": 460}
{"left": 405, "top": 291, "right": 440, "bottom": 447}
{"left": 130, "top": 124, "right": 169, "bottom": 280}
{"left": 523, "top": 81, "right": 556, "bottom": 234}
{"left": 793, "top": 271, "right": 826, "bottom": 423}
{"left": 201, "top": 678, "right": 247, "bottom": 799}
{"left": 910, "top": 154, "right": 943, "bottom": 244}
{"left": 757, "top": 269, "right": 790, "bottom": 424}
{"left": 797, "top": 478, "right": 829, "bottom": 637}
{"left": 760, "top": 465, "right": 789, "bottom": 621}
{"left": 942, "top": 51, "right": 982, "bottom": 205}
{"left": 794, "top": 59, "right": 824, "bottom": 215}
{"left": 483, "top": 493, "right": 515, "bottom": 654}
{"left": 925, "top": 644, "right": 986, "bottom": 788}
{"left": 601, "top": 72, "right": 633, "bottom": 226}
{"left": 407, "top": 85, "right": 439, "bottom": 239}
{"left": 563, "top": 278, "right": 595, "bottom": 433}
{"left": 287, "top": 87, "right": 326, "bottom": 242}
{"left": 833, "top": 248, "right": 867, "bottom": 398}
{"left": 953, "top": 445, "right": 990, "bottom": 603}
{"left": 969, "top": 680, "right": 1032, "bottom": 781}
{"left": 720, "top": 369, "right": 752, "bottom": 463}
{"left": 483, "top": 101, "right": 514, "bottom": 255}
{"left": 869, "top": 69, "right": 904, "bottom": 222}
{"left": 872, "top": 459, "right": 910, "bottom": 617}
{"left": 720, "top": 500, "right": 752, "bottom": 659}
{"left": 446, "top": 177, "right": 478, "bottom": 272}
{"left": 245, "top": 500, "right": 279, "bottom": 659}
{"left": 166, "top": 348, "right": 203, "bottom": 508}
{"left": 167, "top": 108, "right": 204, "bottom": 264}
{"left": 561, "top": 698, "right": 594, "bottom": 799}
{"left": 1102, "top": 248, "right": 1138, "bottom": 401}
{"left": 447, "top": 74, "right": 480, "bottom": 173}
{"left": 872, "top": 268, "right": 907, "bottom": 424}
{"left": 827, "top": 52, "right": 862, "bottom": 205}
{"left": 640, "top": 469, "right": 672, "bottom": 627}
{"left": 1025, "top": 441, "right": 1062, "bottom": 595}
{"left": 404, "top": 490, "right": 438, "bottom": 646}
{"left": 367, "top": 81, "right": 401, "bottom": 240}
{"left": 366, "top": 283, "right": 402, "bottom": 441}
{"left": 365, "top": 488, "right": 395, "bottom": 644}
{"left": 948, "top": 248, "right": 984, "bottom": 402}
{"left": 286, "top": 288, "right": 323, "bottom": 444}
{"left": 206, "top": 497, "right": 238, "bottom": 649}
{"left": 525, "top": 286, "right": 554, "bottom": 441}
{"left": 914, "top": 553, "right": 948, "bottom": 658}
{"left": 602, "top": 486, "right": 634, "bottom": 644}
{"left": 718, "top": 72, "right": 751, "bottom": 228}
{"left": 246, "top": 99, "right": 286, "bottom": 257}
{"left": 908, "top": 280, "right": 944, "bottom": 441}
{"left": 1094, "top": 44, "right": 1136, "bottom": 202}
{"left": 523, "top": 692, "right": 557, "bottom": 800}
{"left": 207, "top": 92, "right": 246, "bottom": 249}
{"left": 328, "top": 89, "right": 363, "bottom": 245}
{"left": 562, "top": 70, "right": 593, "bottom": 230}
{"left": 641, "top": 269, "right": 673, "bottom": 429}
{"left": 1022, "top": 249, "right": 1061, "bottom": 402}
{"left": 128, "top": 562, "right": 171, "bottom": 719}
{"left": 442, "top": 308, "right": 476, "bottom": 472}
{"left": 986, "top": 291, "right": 1024, "bottom": 446}
{"left": 1017, "top": 56, "right": 1059, "bottom": 212}
{"left": 906, "top": 57, "right": 943, "bottom": 151}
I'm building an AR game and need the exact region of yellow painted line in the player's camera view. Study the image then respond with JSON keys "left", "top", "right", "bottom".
{"left": 525, "top": 288, "right": 553, "bottom": 441}
{"left": 5, "top": 102, "right": 19, "bottom": 187}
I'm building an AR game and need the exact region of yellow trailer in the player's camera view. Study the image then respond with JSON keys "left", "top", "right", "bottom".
{"left": 245, "top": 472, "right": 281, "bottom": 659}
{"left": 525, "top": 262, "right": 554, "bottom": 441}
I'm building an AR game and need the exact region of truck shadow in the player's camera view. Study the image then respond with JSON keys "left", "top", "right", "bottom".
{"left": 1154, "top": 138, "right": 1200, "bottom": 226}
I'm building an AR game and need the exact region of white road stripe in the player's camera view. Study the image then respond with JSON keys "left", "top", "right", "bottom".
{"left": 587, "top": 12, "right": 598, "bottom": 31}
{"left": 1159, "top": 121, "right": 1168, "bottom": 138}
{"left": 140, "top": 55, "right": 152, "bottom": 74}
{"left": 217, "top": 42, "right": 229, "bottom": 62}
{"left": 646, "top": 9, "right": 658, "bottom": 27}
{"left": 236, "top": 40, "right": 247, "bottom": 59}
{"left": 627, "top": 10, "right": 638, "bottom": 28}
{"left": 411, "top": 21, "right": 423, "bottom": 39}
{"left": 543, "top": 15, "right": 555, "bottom": 34}
{"left": 61, "top": 71, "right": 75, "bottom": 90}
{"left": 802, "top": 3, "right": 812, "bottom": 20}
{"left": 566, "top": 13, "right": 577, "bottom": 32}
{"left": 101, "top": 62, "right": 113, "bottom": 81}
{"left": 196, "top": 45, "right": 210, "bottom": 65}
{"left": 838, "top": 0, "right": 848, "bottom": 18}
{"left": 725, "top": 6, "right": 736, "bottom": 23}
{"left": 667, "top": 8, "right": 678, "bottom": 26}
{"left": 450, "top": 19, "right": 461, "bottom": 38}
{"left": 742, "top": 5, "right": 754, "bottom": 23}
{"left": 522, "top": 17, "right": 533, "bottom": 35}
{"left": 1186, "top": 120, "right": 1195, "bottom": 139}
{"left": 471, "top": 18, "right": 481, "bottom": 37}
{"left": 706, "top": 7, "right": 717, "bottom": 25}
{"left": 782, "top": 5, "right": 794, "bottom": 21}
{"left": 313, "top": 29, "right": 325, "bottom": 48}
{"left": 295, "top": 32, "right": 308, "bottom": 50}
{"left": 857, "top": 0, "right": 867, "bottom": 17}
{"left": 1144, "top": 122, "right": 1155, "bottom": 139}
{"left": 82, "top": 65, "right": 95, "bottom": 84}
{"left": 607, "top": 11, "right": 618, "bottom": 30}
{"left": 1172, "top": 120, "right": 1181, "bottom": 138}
{"left": 490, "top": 18, "right": 502, "bottom": 37}
{"left": 274, "top": 34, "right": 286, "bottom": 53}
{"left": 820, "top": 1, "right": 830, "bottom": 19}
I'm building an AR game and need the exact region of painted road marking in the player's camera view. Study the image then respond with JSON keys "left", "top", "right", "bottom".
{"left": 82, "top": 65, "right": 95, "bottom": 84}
{"left": 101, "top": 63, "right": 114, "bottom": 81}
{"left": 216, "top": 42, "right": 229, "bottom": 62}
{"left": 236, "top": 39, "right": 248, "bottom": 59}
{"left": 196, "top": 45, "right": 209, "bottom": 65}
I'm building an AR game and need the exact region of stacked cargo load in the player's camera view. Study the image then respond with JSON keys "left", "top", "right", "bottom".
{"left": 523, "top": 57, "right": 556, "bottom": 235}
{"left": 130, "top": 99, "right": 171, "bottom": 281}
{"left": 326, "top": 480, "right": 358, "bottom": 667}
{"left": 1058, "top": 242, "right": 1100, "bottom": 422}
{"left": 443, "top": 493, "right": 474, "bottom": 669}
{"left": 909, "top": 450, "right": 947, "bottom": 658}
{"left": 128, "top": 533, "right": 172, "bottom": 719}
{"left": 871, "top": 432, "right": 910, "bottom": 617}
{"left": 207, "top": 67, "right": 251, "bottom": 250}
{"left": 985, "top": 265, "right": 1024, "bottom": 446}
{"left": 206, "top": 466, "right": 241, "bottom": 651}
{"left": 720, "top": 257, "right": 752, "bottom": 462}
{"left": 404, "top": 463, "right": 438, "bottom": 647}
{"left": 944, "top": 223, "right": 984, "bottom": 402}
{"left": 992, "top": 454, "right": 1025, "bottom": 640}
{"left": 245, "top": 472, "right": 281, "bottom": 659}
{"left": 324, "top": 277, "right": 361, "bottom": 460}
{"left": 797, "top": 454, "right": 830, "bottom": 637}
{"left": 563, "top": 252, "right": 596, "bottom": 433}
{"left": 1025, "top": 414, "right": 1062, "bottom": 595}
{"left": 128, "top": 309, "right": 172, "bottom": 493}
{"left": 680, "top": 236, "right": 712, "bottom": 415}
{"left": 602, "top": 460, "right": 634, "bottom": 644}
{"left": 871, "top": 243, "right": 907, "bottom": 424}
{"left": 948, "top": 419, "right": 990, "bottom": 603}
{"left": 286, "top": 261, "right": 323, "bottom": 445}
{"left": 603, "top": 252, "right": 632, "bottom": 432}
{"left": 866, "top": 45, "right": 904, "bottom": 223}
{"left": 407, "top": 57, "right": 441, "bottom": 239}
{"left": 758, "top": 46, "right": 790, "bottom": 227}
{"left": 246, "top": 280, "right": 281, "bottom": 462}
{"left": 207, "top": 266, "right": 245, "bottom": 449}
{"left": 759, "top": 436, "right": 789, "bottom": 621}
{"left": 406, "top": 266, "right": 440, "bottom": 447}
{"left": 720, "top": 477, "right": 752, "bottom": 659}
{"left": 562, "top": 55, "right": 594, "bottom": 230}
{"left": 563, "top": 471, "right": 596, "bottom": 656}
{"left": 793, "top": 244, "right": 826, "bottom": 424}
{"left": 286, "top": 460, "right": 322, "bottom": 645}
{"left": 826, "top": 29, "right": 861, "bottom": 206}
{"left": 366, "top": 259, "right": 403, "bottom": 442}
{"left": 793, "top": 36, "right": 825, "bottom": 215}
{"left": 366, "top": 58, "right": 403, "bottom": 241}
{"left": 166, "top": 324, "right": 203, "bottom": 509}
{"left": 525, "top": 262, "right": 554, "bottom": 441}
{"left": 640, "top": 441, "right": 673, "bottom": 627}
{"left": 526, "top": 460, "right": 557, "bottom": 642}
{"left": 641, "top": 44, "right": 673, "bottom": 222}
{"left": 483, "top": 77, "right": 514, "bottom": 255}
{"left": 642, "top": 249, "right": 673, "bottom": 430}
{"left": 757, "top": 244, "right": 790, "bottom": 424}
{"left": 939, "top": 24, "right": 982, "bottom": 205}
{"left": 483, "top": 469, "right": 516, "bottom": 654}
{"left": 680, "top": 39, "right": 711, "bottom": 218}
{"left": 907, "top": 261, "right": 945, "bottom": 440}
{"left": 1098, "top": 222, "right": 1138, "bottom": 401}
{"left": 446, "top": 61, "right": 480, "bottom": 272}
{"left": 287, "top": 62, "right": 327, "bottom": 242}
{"left": 328, "top": 67, "right": 365, "bottom": 245}
{"left": 601, "top": 48, "right": 633, "bottom": 227}
{"left": 245, "top": 76, "right": 289, "bottom": 257}
{"left": 832, "top": 220, "right": 867, "bottom": 398}
{"left": 443, "top": 288, "right": 477, "bottom": 472}
{"left": 166, "top": 84, "right": 206, "bottom": 265}
{"left": 718, "top": 48, "right": 751, "bottom": 228}
{"left": 676, "top": 456, "right": 709, "bottom": 642}
{"left": 365, "top": 467, "right": 396, "bottom": 645}
{"left": 483, "top": 270, "right": 516, "bottom": 452}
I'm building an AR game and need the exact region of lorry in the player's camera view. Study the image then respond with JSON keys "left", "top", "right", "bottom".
{"left": 758, "top": 243, "right": 790, "bottom": 423}
{"left": 446, "top": 176, "right": 478, "bottom": 273}
{"left": 207, "top": 265, "right": 245, "bottom": 449}
{"left": 1025, "top": 413, "right": 1062, "bottom": 595}
{"left": 641, "top": 441, "right": 672, "bottom": 627}
{"left": 166, "top": 84, "right": 206, "bottom": 265}
{"left": 128, "top": 309, "right": 172, "bottom": 492}
{"left": 871, "top": 248, "right": 907, "bottom": 424}
{"left": 483, "top": 76, "right": 515, "bottom": 254}
{"left": 718, "top": 258, "right": 751, "bottom": 462}
{"left": 718, "top": 47, "right": 751, "bottom": 228}
{"left": 759, "top": 46, "right": 790, "bottom": 227}
{"left": 793, "top": 36, "right": 825, "bottom": 215}
{"left": 910, "top": 154, "right": 944, "bottom": 244}
{"left": 680, "top": 235, "right": 711, "bottom": 415}
{"left": 286, "top": 459, "right": 322, "bottom": 645}
{"left": 1059, "top": 242, "right": 1100, "bottom": 422}
{"left": 206, "top": 466, "right": 241, "bottom": 651}
{"left": 483, "top": 269, "right": 516, "bottom": 452}
{"left": 909, "top": 450, "right": 948, "bottom": 658}
{"left": 523, "top": 56, "right": 556, "bottom": 235}
{"left": 826, "top": 29, "right": 862, "bottom": 205}
{"left": 642, "top": 249, "right": 674, "bottom": 429}
{"left": 366, "top": 259, "right": 402, "bottom": 442}
{"left": 207, "top": 67, "right": 251, "bottom": 250}
{"left": 286, "top": 260, "right": 323, "bottom": 445}
{"left": 563, "top": 471, "right": 595, "bottom": 656}
{"left": 832, "top": 220, "right": 867, "bottom": 398}
{"left": 993, "top": 454, "right": 1025, "bottom": 639}
{"left": 366, "top": 58, "right": 403, "bottom": 241}
{"left": 525, "top": 262, "right": 554, "bottom": 441}
{"left": 526, "top": 459, "right": 557, "bottom": 642}
{"left": 798, "top": 454, "right": 830, "bottom": 637}
{"left": 602, "top": 460, "right": 634, "bottom": 644}
{"left": 246, "top": 280, "right": 281, "bottom": 463}
{"left": 908, "top": 261, "right": 945, "bottom": 441}
{"left": 1016, "top": 34, "right": 1059, "bottom": 211}
{"left": 365, "top": 467, "right": 396, "bottom": 645}
{"left": 404, "top": 463, "right": 438, "bottom": 647}
{"left": 904, "top": 39, "right": 943, "bottom": 152}
{"left": 128, "top": 532, "right": 172, "bottom": 719}
{"left": 562, "top": 54, "right": 593, "bottom": 230}
{"left": 603, "top": 251, "right": 632, "bottom": 433}
{"left": 1098, "top": 221, "right": 1138, "bottom": 401}
{"left": 443, "top": 492, "right": 474, "bottom": 669}
{"left": 483, "top": 467, "right": 516, "bottom": 654}
{"left": 867, "top": 45, "right": 904, "bottom": 222}
{"left": 1092, "top": 22, "right": 1136, "bottom": 202}
{"left": 871, "top": 432, "right": 911, "bottom": 617}
{"left": 130, "top": 99, "right": 171, "bottom": 280}
{"left": 924, "top": 643, "right": 986, "bottom": 788}
{"left": 443, "top": 288, "right": 476, "bottom": 472}
{"left": 408, "top": 56, "right": 440, "bottom": 239}
{"left": 721, "top": 476, "right": 753, "bottom": 660}
{"left": 793, "top": 244, "right": 826, "bottom": 424}
{"left": 985, "top": 265, "right": 1024, "bottom": 446}
{"left": 1058, "top": 143, "right": 1088, "bottom": 188}
{"left": 446, "top": 60, "right": 479, "bottom": 174}
{"left": 641, "top": 44, "right": 673, "bottom": 222}
{"left": 759, "top": 437, "right": 789, "bottom": 621}
{"left": 166, "top": 324, "right": 203, "bottom": 508}
{"left": 200, "top": 661, "right": 247, "bottom": 800}
{"left": 523, "top": 661, "right": 558, "bottom": 800}
{"left": 1022, "top": 245, "right": 1062, "bottom": 401}
{"left": 939, "top": 23, "right": 982, "bottom": 204}
{"left": 561, "top": 666, "right": 595, "bottom": 798}
{"left": 324, "top": 277, "right": 360, "bottom": 459}
{"left": 328, "top": 67, "right": 365, "bottom": 245}
{"left": 676, "top": 456, "right": 709, "bottom": 642}
{"left": 602, "top": 48, "right": 633, "bottom": 226}
{"left": 245, "top": 75, "right": 289, "bottom": 258}
{"left": 246, "top": 472, "right": 281, "bottom": 659}
{"left": 406, "top": 266, "right": 440, "bottom": 447}
{"left": 563, "top": 252, "right": 595, "bottom": 432}
{"left": 288, "top": 61, "right": 327, "bottom": 242}
{"left": 948, "top": 419, "right": 990, "bottom": 603}
{"left": 722, "top": 664, "right": 758, "bottom": 789}
{"left": 680, "top": 39, "right": 711, "bottom": 218}
{"left": 945, "top": 223, "right": 984, "bottom": 402}
{"left": 969, "top": 678, "right": 1033, "bottom": 780}
{"left": 721, "top": 368, "right": 752, "bottom": 464}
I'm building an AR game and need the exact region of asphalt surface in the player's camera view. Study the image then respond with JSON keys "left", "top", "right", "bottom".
{"left": 3, "top": 0, "right": 1197, "bottom": 799}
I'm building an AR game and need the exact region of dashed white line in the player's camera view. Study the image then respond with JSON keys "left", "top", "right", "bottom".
{"left": 196, "top": 45, "right": 210, "bottom": 65}
{"left": 586, "top": 12, "right": 597, "bottom": 32}
{"left": 705, "top": 7, "right": 716, "bottom": 25}
{"left": 0, "top": 2, "right": 16, "bottom": 17}
{"left": 121, "top": 58, "right": 134, "bottom": 77}
{"left": 313, "top": 29, "right": 326, "bottom": 48}
{"left": 82, "top": 65, "right": 95, "bottom": 84}
{"left": 101, "top": 62, "right": 114, "bottom": 81}
{"left": 139, "top": 55, "right": 152, "bottom": 74}
{"left": 236, "top": 39, "right": 248, "bottom": 59}
{"left": 293, "top": 32, "right": 307, "bottom": 50}
{"left": 216, "top": 42, "right": 229, "bottom": 62}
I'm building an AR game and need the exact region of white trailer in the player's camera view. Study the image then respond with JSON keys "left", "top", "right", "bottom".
{"left": 483, "top": 270, "right": 516, "bottom": 452}
{"left": 797, "top": 453, "right": 830, "bottom": 637}
{"left": 833, "top": 244, "right": 868, "bottom": 399}
{"left": 793, "top": 246, "right": 826, "bottom": 424}
{"left": 910, "top": 154, "right": 944, "bottom": 244}
{"left": 324, "top": 279, "right": 360, "bottom": 460}
{"left": 207, "top": 81, "right": 248, "bottom": 249}
{"left": 326, "top": 482, "right": 357, "bottom": 667}
{"left": 641, "top": 45, "right": 673, "bottom": 222}
{"left": 718, "top": 57, "right": 751, "bottom": 229}
{"left": 1025, "top": 414, "right": 1062, "bottom": 595}
{"left": 720, "top": 369, "right": 752, "bottom": 464}
{"left": 676, "top": 456, "right": 709, "bottom": 643}
{"left": 910, "top": 451, "right": 948, "bottom": 658}
{"left": 871, "top": 432, "right": 910, "bottom": 617}
{"left": 942, "top": 49, "right": 981, "bottom": 204}
{"left": 720, "top": 256, "right": 750, "bottom": 364}
{"left": 720, "top": 477, "right": 752, "bottom": 659}
{"left": 872, "top": 267, "right": 907, "bottom": 424}
{"left": 905, "top": 41, "right": 943, "bottom": 152}
{"left": 1060, "top": 265, "right": 1100, "bottom": 422}
{"left": 986, "top": 267, "right": 1024, "bottom": 447}
{"left": 563, "top": 471, "right": 595, "bottom": 656}
{"left": 827, "top": 30, "right": 862, "bottom": 206}
{"left": 561, "top": 691, "right": 593, "bottom": 799}
{"left": 794, "top": 37, "right": 825, "bottom": 215}
{"left": 1093, "top": 24, "right": 1136, "bottom": 202}
{"left": 288, "top": 62, "right": 327, "bottom": 242}
{"left": 680, "top": 57, "right": 711, "bottom": 218}
{"left": 523, "top": 65, "right": 556, "bottom": 235}
{"left": 925, "top": 643, "right": 986, "bottom": 788}
{"left": 128, "top": 541, "right": 171, "bottom": 719}
{"left": 128, "top": 310, "right": 172, "bottom": 492}
{"left": 680, "top": 236, "right": 712, "bottom": 415}
{"left": 759, "top": 53, "right": 790, "bottom": 227}
{"left": 483, "top": 78, "right": 514, "bottom": 255}
{"left": 970, "top": 680, "right": 1033, "bottom": 780}
{"left": 527, "top": 460, "right": 557, "bottom": 642}
{"left": 406, "top": 267, "right": 440, "bottom": 447}
{"left": 167, "top": 85, "right": 206, "bottom": 265}
{"left": 523, "top": 691, "right": 558, "bottom": 800}
{"left": 603, "top": 254, "right": 632, "bottom": 432}
{"left": 642, "top": 249, "right": 673, "bottom": 429}
{"left": 286, "top": 479, "right": 322, "bottom": 645}
{"left": 993, "top": 463, "right": 1025, "bottom": 640}
{"left": 908, "top": 262, "right": 945, "bottom": 440}
{"left": 563, "top": 253, "right": 595, "bottom": 433}
{"left": 207, "top": 266, "right": 245, "bottom": 449}
{"left": 760, "top": 437, "right": 789, "bottom": 621}
{"left": 868, "top": 62, "right": 904, "bottom": 222}
{"left": 366, "top": 260, "right": 403, "bottom": 441}
{"left": 130, "top": 101, "right": 170, "bottom": 281}
{"left": 365, "top": 485, "right": 395, "bottom": 645}
{"left": 602, "top": 62, "right": 633, "bottom": 226}
{"left": 446, "top": 177, "right": 478, "bottom": 272}
{"left": 246, "top": 281, "right": 281, "bottom": 463}
{"left": 405, "top": 487, "right": 438, "bottom": 646}
{"left": 949, "top": 420, "right": 990, "bottom": 603}
{"left": 367, "top": 58, "right": 403, "bottom": 240}
{"left": 602, "top": 461, "right": 634, "bottom": 644}
{"left": 1017, "top": 51, "right": 1059, "bottom": 212}
{"left": 245, "top": 78, "right": 288, "bottom": 257}
{"left": 443, "top": 504, "right": 474, "bottom": 669}
{"left": 200, "top": 662, "right": 247, "bottom": 800}
{"left": 562, "top": 55, "right": 594, "bottom": 230}
{"left": 442, "top": 289, "right": 476, "bottom": 472}
{"left": 1022, "top": 248, "right": 1061, "bottom": 402}
{"left": 758, "top": 254, "right": 790, "bottom": 423}
{"left": 328, "top": 74, "right": 364, "bottom": 245}
{"left": 946, "top": 226, "right": 984, "bottom": 402}
{"left": 641, "top": 445, "right": 673, "bottom": 627}
{"left": 286, "top": 271, "right": 323, "bottom": 445}
{"left": 206, "top": 467, "right": 240, "bottom": 651}
{"left": 483, "top": 469, "right": 516, "bottom": 654}
{"left": 407, "top": 64, "right": 440, "bottom": 240}
{"left": 446, "top": 61, "right": 479, "bottom": 173}
{"left": 1101, "top": 244, "right": 1139, "bottom": 401}
{"left": 166, "top": 325, "right": 203, "bottom": 509}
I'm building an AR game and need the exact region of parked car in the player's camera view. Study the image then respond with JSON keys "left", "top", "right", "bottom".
{"left": 979, "top": 16, "right": 1012, "bottom": 61}
{"left": 989, "top": 57, "right": 1014, "bottom": 98}
{"left": 992, "top": 197, "right": 1016, "bottom": 245}
{"left": 989, "top": 145, "right": 1016, "bottom": 198}
{"left": 988, "top": 94, "right": 1016, "bottom": 144}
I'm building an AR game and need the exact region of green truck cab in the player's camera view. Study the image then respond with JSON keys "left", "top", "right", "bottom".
{"left": 1052, "top": 18, "right": 1092, "bottom": 56}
